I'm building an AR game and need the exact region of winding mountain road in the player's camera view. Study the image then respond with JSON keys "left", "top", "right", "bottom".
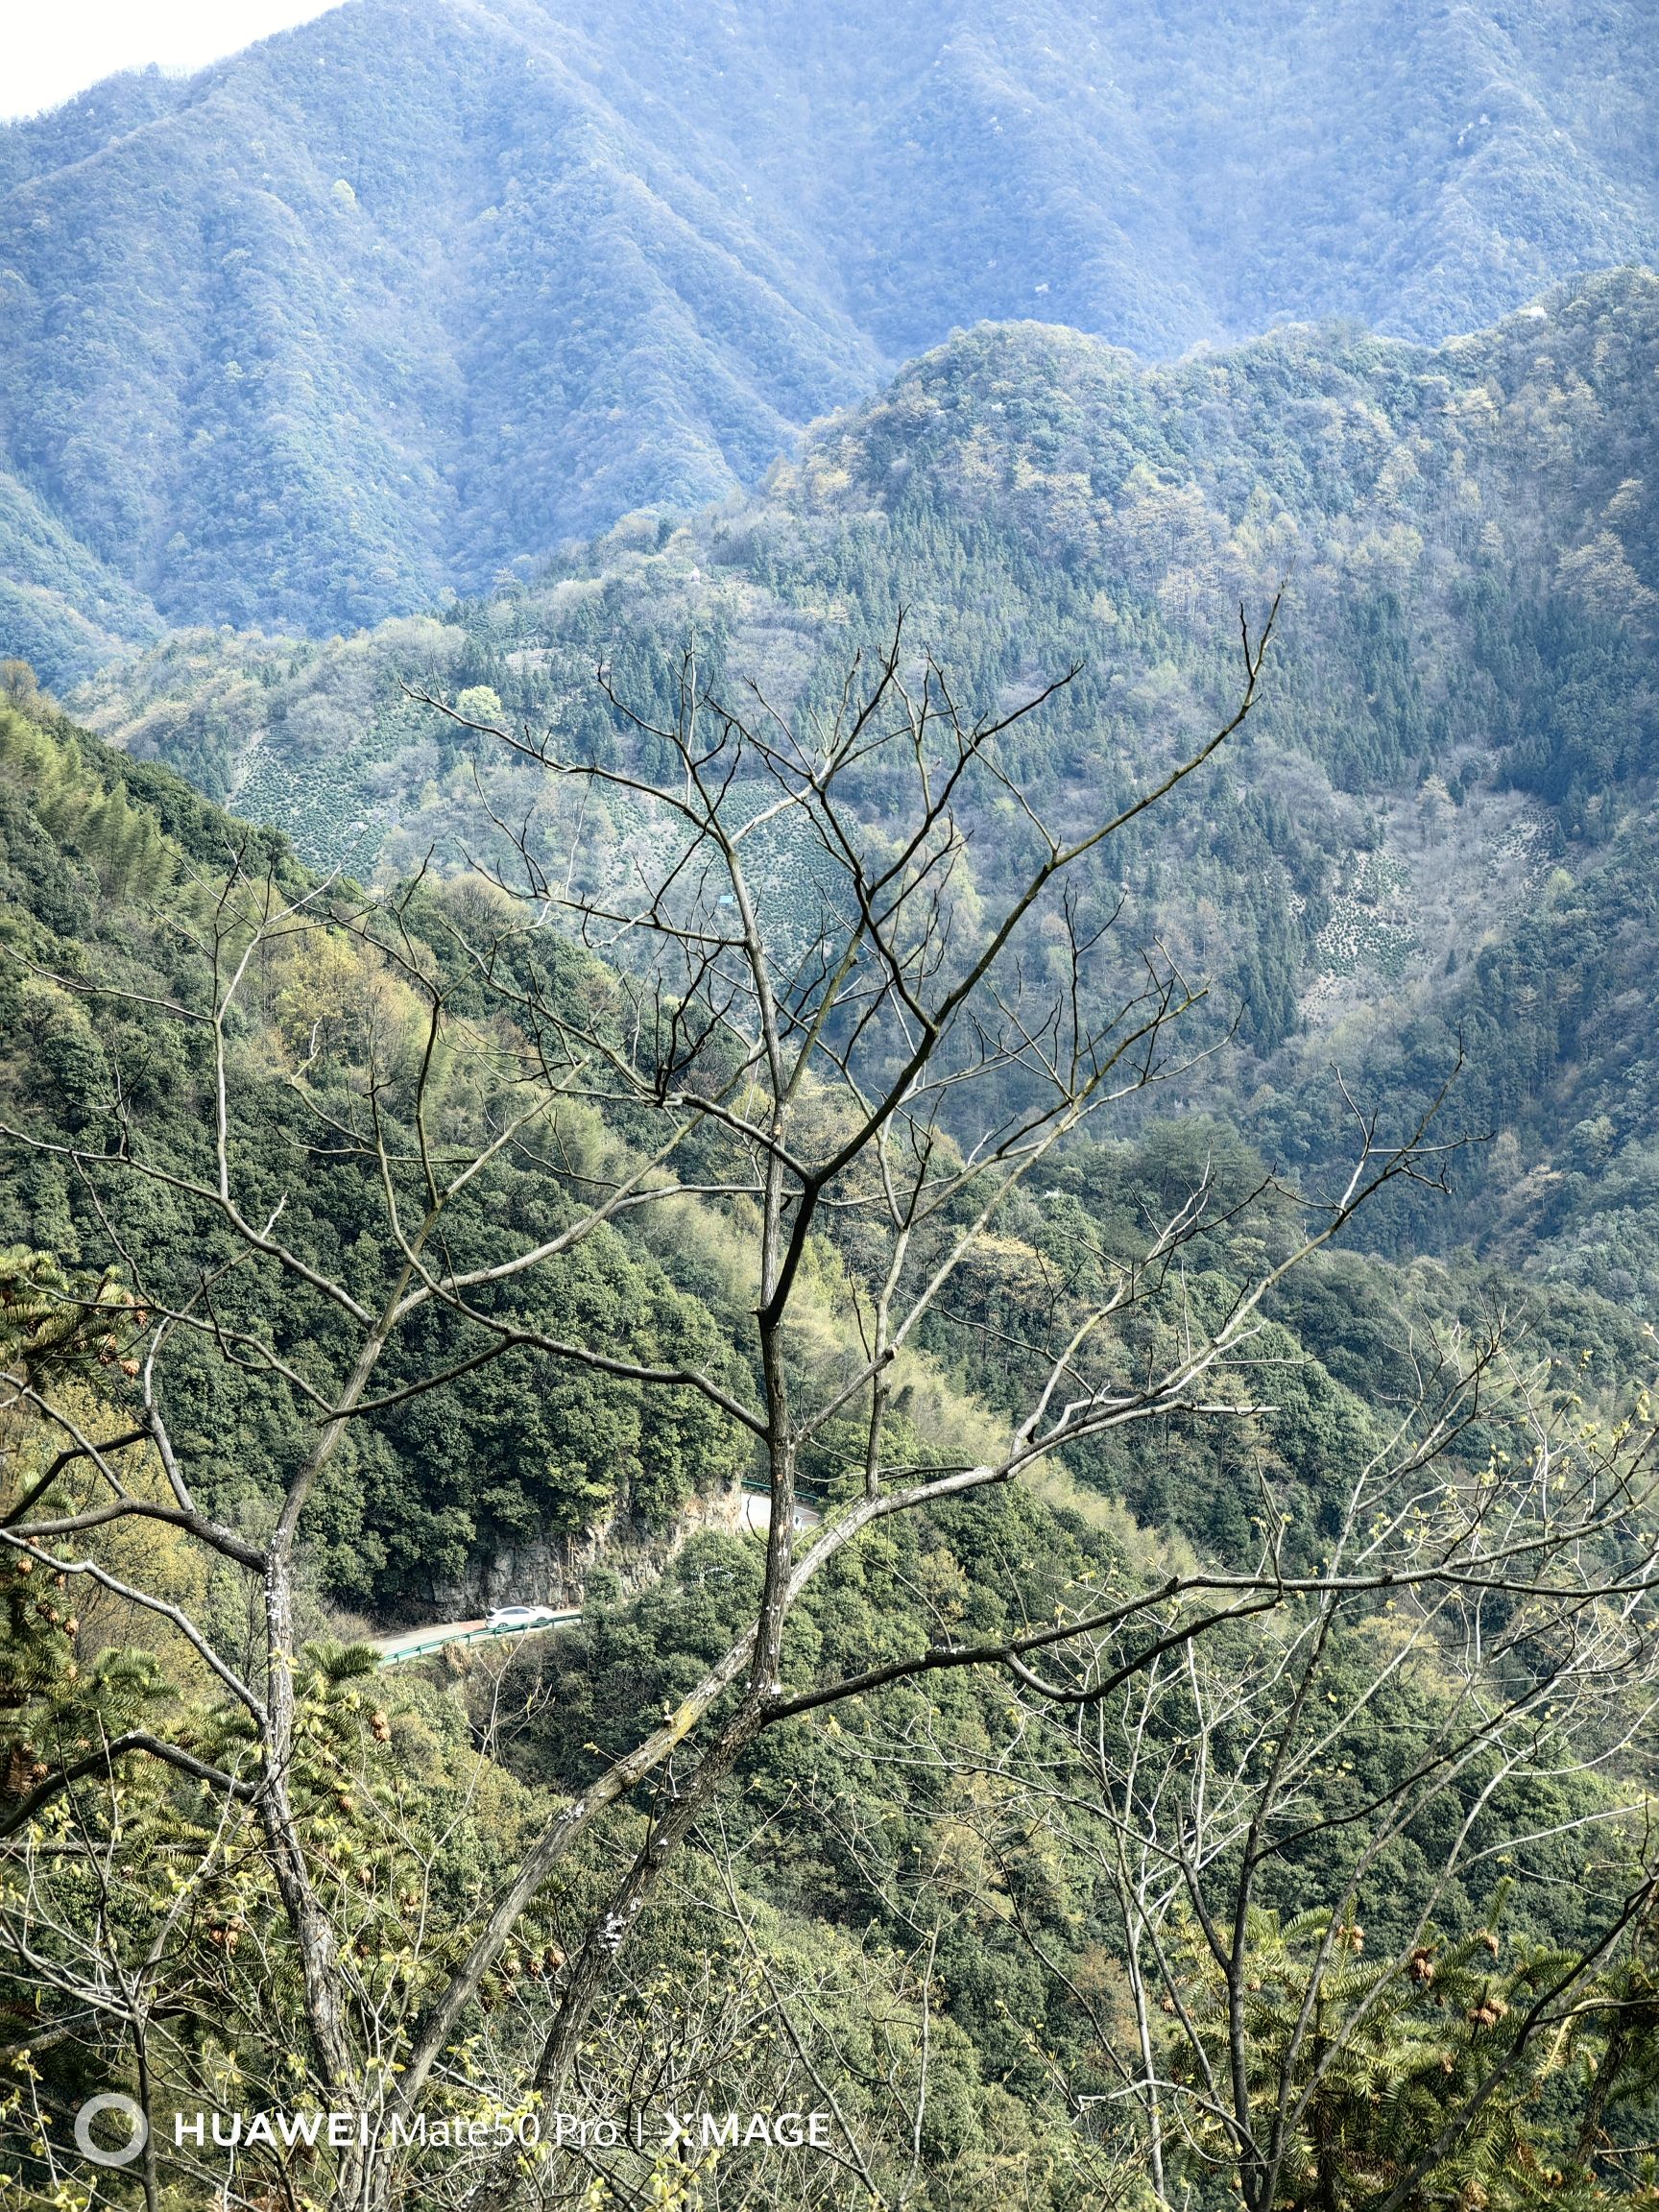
{"left": 372, "top": 1612, "right": 579, "bottom": 1668}
{"left": 371, "top": 1492, "right": 823, "bottom": 1667}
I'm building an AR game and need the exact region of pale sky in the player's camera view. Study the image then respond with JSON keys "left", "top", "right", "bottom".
{"left": 1, "top": 1, "right": 347, "bottom": 121}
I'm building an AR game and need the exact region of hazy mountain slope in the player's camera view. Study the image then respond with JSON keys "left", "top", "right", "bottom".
{"left": 0, "top": 467, "right": 163, "bottom": 682}
{"left": 3, "top": 0, "right": 1657, "bottom": 660}
{"left": 83, "top": 267, "right": 1657, "bottom": 871}
{"left": 75, "top": 269, "right": 1659, "bottom": 1287}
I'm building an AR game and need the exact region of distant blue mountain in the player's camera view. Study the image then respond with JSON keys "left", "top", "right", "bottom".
{"left": 2, "top": 0, "right": 1656, "bottom": 662}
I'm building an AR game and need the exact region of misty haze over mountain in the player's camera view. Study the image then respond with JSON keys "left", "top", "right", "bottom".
{"left": 1, "top": 0, "right": 1656, "bottom": 672}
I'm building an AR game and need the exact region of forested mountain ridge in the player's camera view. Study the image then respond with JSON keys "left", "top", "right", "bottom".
{"left": 13, "top": 8, "right": 1659, "bottom": 2198}
{"left": 4, "top": 674, "right": 1648, "bottom": 1606}
{"left": 73, "top": 267, "right": 1659, "bottom": 1295}
{"left": 83, "top": 265, "right": 1659, "bottom": 883}
{"left": 4, "top": 0, "right": 1659, "bottom": 663}
{"left": 10, "top": 654, "right": 1659, "bottom": 2210}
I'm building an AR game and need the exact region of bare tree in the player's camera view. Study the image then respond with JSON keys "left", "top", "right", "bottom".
{"left": 961, "top": 1326, "right": 1659, "bottom": 2211}
{"left": 2, "top": 610, "right": 1557, "bottom": 2210}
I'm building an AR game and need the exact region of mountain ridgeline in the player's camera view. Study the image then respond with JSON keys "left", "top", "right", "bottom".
{"left": 3, "top": 0, "right": 1659, "bottom": 672}
{"left": 10, "top": 20, "right": 1659, "bottom": 2197}
{"left": 74, "top": 266, "right": 1659, "bottom": 1303}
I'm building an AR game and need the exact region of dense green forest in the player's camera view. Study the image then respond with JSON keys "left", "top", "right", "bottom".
{"left": 7, "top": 630, "right": 1659, "bottom": 2209}
{"left": 0, "top": 698, "right": 750, "bottom": 1614}
{"left": 76, "top": 266, "right": 1659, "bottom": 1290}
{"left": 4, "top": 686, "right": 1649, "bottom": 1606}
{"left": 3, "top": 0, "right": 1658, "bottom": 661}
{"left": 5, "top": 14, "right": 1659, "bottom": 2200}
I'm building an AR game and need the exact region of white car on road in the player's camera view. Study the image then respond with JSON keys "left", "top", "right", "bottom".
{"left": 485, "top": 1603, "right": 566, "bottom": 1633}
